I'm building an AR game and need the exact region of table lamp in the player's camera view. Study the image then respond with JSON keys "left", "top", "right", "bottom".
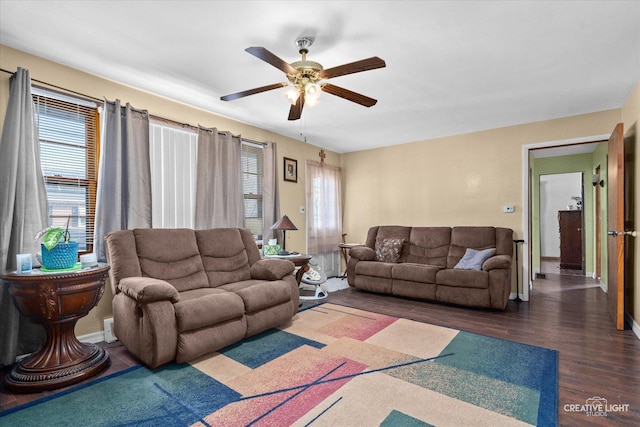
{"left": 270, "top": 215, "right": 298, "bottom": 255}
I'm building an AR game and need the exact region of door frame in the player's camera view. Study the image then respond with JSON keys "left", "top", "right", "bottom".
{"left": 521, "top": 133, "right": 609, "bottom": 301}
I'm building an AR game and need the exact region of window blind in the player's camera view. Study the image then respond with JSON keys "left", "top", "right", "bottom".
{"left": 32, "top": 90, "right": 99, "bottom": 253}
{"left": 242, "top": 141, "right": 264, "bottom": 238}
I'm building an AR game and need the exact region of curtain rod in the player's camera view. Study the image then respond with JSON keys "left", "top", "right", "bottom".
{"left": 1, "top": 67, "right": 103, "bottom": 103}
{"left": 0, "top": 67, "right": 267, "bottom": 146}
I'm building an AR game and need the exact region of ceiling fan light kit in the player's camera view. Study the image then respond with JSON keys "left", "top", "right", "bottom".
{"left": 221, "top": 37, "right": 386, "bottom": 120}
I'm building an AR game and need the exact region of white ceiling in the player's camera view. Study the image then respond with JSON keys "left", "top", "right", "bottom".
{"left": 1, "top": 1, "right": 639, "bottom": 154}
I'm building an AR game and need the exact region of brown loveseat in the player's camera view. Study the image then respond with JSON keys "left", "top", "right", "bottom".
{"left": 347, "top": 226, "right": 513, "bottom": 309}
{"left": 105, "top": 228, "right": 299, "bottom": 368}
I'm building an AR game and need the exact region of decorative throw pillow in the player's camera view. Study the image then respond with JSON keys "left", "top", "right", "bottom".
{"left": 454, "top": 247, "right": 496, "bottom": 270}
{"left": 375, "top": 238, "right": 405, "bottom": 263}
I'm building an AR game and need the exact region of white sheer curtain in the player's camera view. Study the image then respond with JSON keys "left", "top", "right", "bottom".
{"left": 0, "top": 68, "right": 48, "bottom": 365}
{"left": 93, "top": 100, "right": 151, "bottom": 262}
{"left": 194, "top": 127, "right": 244, "bottom": 229}
{"left": 149, "top": 122, "right": 197, "bottom": 228}
{"left": 305, "top": 160, "right": 343, "bottom": 254}
{"left": 262, "top": 142, "right": 279, "bottom": 241}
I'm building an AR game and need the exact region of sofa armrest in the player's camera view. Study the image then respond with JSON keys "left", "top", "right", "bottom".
{"left": 349, "top": 246, "right": 376, "bottom": 261}
{"left": 118, "top": 277, "right": 180, "bottom": 303}
{"left": 250, "top": 258, "right": 295, "bottom": 281}
{"left": 482, "top": 255, "right": 512, "bottom": 271}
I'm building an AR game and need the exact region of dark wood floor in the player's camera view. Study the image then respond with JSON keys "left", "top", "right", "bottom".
{"left": 2, "top": 271, "right": 639, "bottom": 426}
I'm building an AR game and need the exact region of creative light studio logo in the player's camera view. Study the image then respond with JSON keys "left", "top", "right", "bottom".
{"left": 564, "top": 396, "right": 630, "bottom": 417}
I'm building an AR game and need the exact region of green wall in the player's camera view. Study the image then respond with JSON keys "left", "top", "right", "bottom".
{"left": 531, "top": 153, "right": 597, "bottom": 278}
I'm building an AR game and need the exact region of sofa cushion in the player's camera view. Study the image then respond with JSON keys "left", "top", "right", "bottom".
{"left": 404, "top": 227, "right": 451, "bottom": 266}
{"left": 174, "top": 292, "right": 245, "bottom": 333}
{"left": 375, "top": 238, "right": 405, "bottom": 263}
{"left": 356, "top": 260, "right": 394, "bottom": 278}
{"left": 454, "top": 248, "right": 496, "bottom": 270}
{"left": 392, "top": 263, "right": 443, "bottom": 284}
{"left": 196, "top": 228, "right": 252, "bottom": 287}
{"left": 227, "top": 280, "right": 292, "bottom": 313}
{"left": 447, "top": 227, "right": 498, "bottom": 268}
{"left": 134, "top": 228, "right": 209, "bottom": 292}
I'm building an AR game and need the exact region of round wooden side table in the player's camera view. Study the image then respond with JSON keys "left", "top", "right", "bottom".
{"left": 1, "top": 264, "right": 111, "bottom": 393}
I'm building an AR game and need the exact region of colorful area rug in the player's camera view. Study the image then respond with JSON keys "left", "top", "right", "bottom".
{"left": 1, "top": 303, "right": 557, "bottom": 426}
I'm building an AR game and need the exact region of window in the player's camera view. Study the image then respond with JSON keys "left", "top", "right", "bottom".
{"left": 242, "top": 141, "right": 264, "bottom": 239}
{"left": 32, "top": 88, "right": 100, "bottom": 253}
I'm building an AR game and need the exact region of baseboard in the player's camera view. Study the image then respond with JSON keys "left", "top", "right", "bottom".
{"left": 599, "top": 279, "right": 607, "bottom": 293}
{"left": 77, "top": 331, "right": 105, "bottom": 344}
{"left": 509, "top": 292, "right": 528, "bottom": 302}
{"left": 626, "top": 312, "right": 640, "bottom": 340}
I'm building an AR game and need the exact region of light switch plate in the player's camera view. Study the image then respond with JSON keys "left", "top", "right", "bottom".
{"left": 503, "top": 205, "right": 515, "bottom": 213}
{"left": 299, "top": 206, "right": 305, "bottom": 214}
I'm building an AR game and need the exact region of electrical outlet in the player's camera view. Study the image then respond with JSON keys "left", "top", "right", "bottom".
{"left": 503, "top": 205, "right": 515, "bottom": 213}
{"left": 103, "top": 318, "right": 117, "bottom": 343}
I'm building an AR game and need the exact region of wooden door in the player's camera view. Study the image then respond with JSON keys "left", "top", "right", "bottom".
{"left": 595, "top": 165, "right": 602, "bottom": 279}
{"left": 607, "top": 123, "right": 624, "bottom": 330}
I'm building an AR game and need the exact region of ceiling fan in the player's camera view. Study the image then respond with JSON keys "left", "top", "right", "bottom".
{"left": 220, "top": 37, "right": 386, "bottom": 121}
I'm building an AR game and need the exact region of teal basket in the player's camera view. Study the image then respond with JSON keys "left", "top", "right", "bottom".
{"left": 41, "top": 242, "right": 79, "bottom": 270}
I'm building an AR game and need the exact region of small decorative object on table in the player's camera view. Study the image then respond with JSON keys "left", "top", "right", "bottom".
{"left": 34, "top": 217, "right": 80, "bottom": 271}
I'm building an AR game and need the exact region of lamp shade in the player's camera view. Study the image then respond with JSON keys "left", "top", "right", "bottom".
{"left": 270, "top": 215, "right": 298, "bottom": 231}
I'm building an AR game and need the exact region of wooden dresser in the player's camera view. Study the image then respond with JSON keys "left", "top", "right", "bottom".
{"left": 558, "top": 210, "right": 582, "bottom": 270}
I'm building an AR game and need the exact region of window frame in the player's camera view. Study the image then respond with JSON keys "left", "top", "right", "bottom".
{"left": 32, "top": 87, "right": 100, "bottom": 255}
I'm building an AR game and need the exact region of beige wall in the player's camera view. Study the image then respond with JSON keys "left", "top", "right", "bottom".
{"left": 341, "top": 111, "right": 620, "bottom": 241}
{"left": 0, "top": 45, "right": 339, "bottom": 336}
{"left": 622, "top": 81, "right": 639, "bottom": 325}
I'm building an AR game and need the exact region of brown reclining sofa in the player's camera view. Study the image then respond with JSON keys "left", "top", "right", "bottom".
{"left": 347, "top": 226, "right": 514, "bottom": 309}
{"left": 105, "top": 228, "right": 299, "bottom": 368}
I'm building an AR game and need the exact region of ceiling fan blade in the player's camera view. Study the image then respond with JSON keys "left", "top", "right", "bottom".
{"left": 220, "top": 82, "right": 288, "bottom": 101}
{"left": 318, "top": 56, "right": 386, "bottom": 80}
{"left": 321, "top": 83, "right": 378, "bottom": 107}
{"left": 288, "top": 92, "right": 305, "bottom": 121}
{"left": 246, "top": 47, "right": 297, "bottom": 75}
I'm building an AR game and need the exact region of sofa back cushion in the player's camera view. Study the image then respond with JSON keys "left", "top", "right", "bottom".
{"left": 404, "top": 227, "right": 451, "bottom": 267}
{"left": 134, "top": 228, "right": 209, "bottom": 292}
{"left": 195, "top": 228, "right": 254, "bottom": 287}
{"left": 447, "top": 227, "right": 513, "bottom": 268}
{"left": 365, "top": 226, "right": 411, "bottom": 249}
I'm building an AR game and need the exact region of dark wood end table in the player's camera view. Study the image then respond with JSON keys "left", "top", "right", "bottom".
{"left": 1, "top": 264, "right": 111, "bottom": 393}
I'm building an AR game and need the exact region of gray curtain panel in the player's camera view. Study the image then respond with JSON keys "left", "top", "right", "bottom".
{"left": 194, "top": 127, "right": 244, "bottom": 229}
{"left": 0, "top": 68, "right": 48, "bottom": 366}
{"left": 262, "top": 142, "right": 280, "bottom": 241}
{"left": 93, "top": 100, "right": 151, "bottom": 262}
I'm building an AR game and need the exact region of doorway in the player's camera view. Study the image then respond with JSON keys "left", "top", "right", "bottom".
{"left": 539, "top": 172, "right": 584, "bottom": 277}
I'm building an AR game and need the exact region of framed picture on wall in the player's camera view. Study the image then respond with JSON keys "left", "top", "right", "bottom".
{"left": 284, "top": 157, "right": 297, "bottom": 183}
